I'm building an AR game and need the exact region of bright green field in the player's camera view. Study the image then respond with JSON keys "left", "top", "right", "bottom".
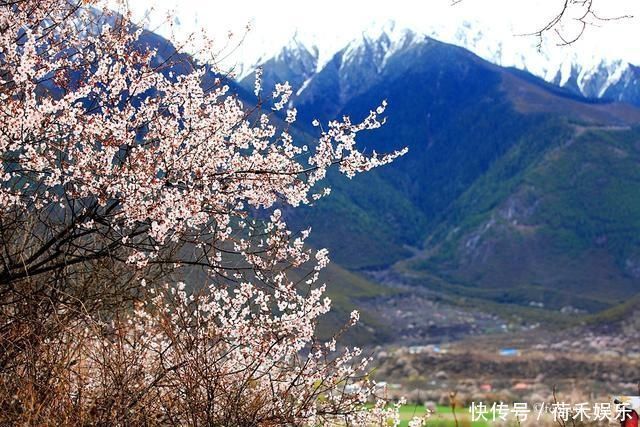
{"left": 398, "top": 405, "right": 490, "bottom": 427}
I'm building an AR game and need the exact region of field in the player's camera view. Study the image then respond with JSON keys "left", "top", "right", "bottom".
{"left": 398, "top": 404, "right": 488, "bottom": 427}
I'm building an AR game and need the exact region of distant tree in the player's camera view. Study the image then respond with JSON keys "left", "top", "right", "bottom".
{"left": 0, "top": 0, "right": 416, "bottom": 425}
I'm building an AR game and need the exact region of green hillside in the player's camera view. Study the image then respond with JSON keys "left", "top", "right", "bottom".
{"left": 405, "top": 125, "right": 640, "bottom": 313}
{"left": 286, "top": 168, "right": 429, "bottom": 269}
{"left": 292, "top": 260, "right": 398, "bottom": 345}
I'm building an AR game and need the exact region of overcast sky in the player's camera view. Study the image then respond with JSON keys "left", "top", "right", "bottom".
{"left": 118, "top": 0, "right": 640, "bottom": 71}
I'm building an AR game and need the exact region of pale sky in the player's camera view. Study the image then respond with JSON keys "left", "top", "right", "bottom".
{"left": 117, "top": 0, "right": 640, "bottom": 73}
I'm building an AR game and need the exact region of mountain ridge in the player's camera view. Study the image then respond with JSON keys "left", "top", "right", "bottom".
{"left": 240, "top": 21, "right": 640, "bottom": 107}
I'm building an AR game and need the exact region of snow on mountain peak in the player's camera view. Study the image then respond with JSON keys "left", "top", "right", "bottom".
{"left": 341, "top": 22, "right": 418, "bottom": 73}
{"left": 234, "top": 17, "right": 639, "bottom": 104}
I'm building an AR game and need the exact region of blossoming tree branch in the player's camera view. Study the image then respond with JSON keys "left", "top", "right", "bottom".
{"left": 0, "top": 0, "right": 422, "bottom": 425}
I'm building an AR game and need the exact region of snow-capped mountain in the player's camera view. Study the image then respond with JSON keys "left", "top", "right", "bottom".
{"left": 240, "top": 20, "right": 640, "bottom": 107}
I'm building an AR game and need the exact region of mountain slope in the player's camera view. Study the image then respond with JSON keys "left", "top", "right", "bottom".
{"left": 286, "top": 33, "right": 640, "bottom": 261}
{"left": 401, "top": 126, "right": 640, "bottom": 313}
{"left": 250, "top": 30, "right": 640, "bottom": 320}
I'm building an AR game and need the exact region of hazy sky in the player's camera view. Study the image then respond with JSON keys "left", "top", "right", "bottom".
{"left": 119, "top": 0, "right": 640, "bottom": 70}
